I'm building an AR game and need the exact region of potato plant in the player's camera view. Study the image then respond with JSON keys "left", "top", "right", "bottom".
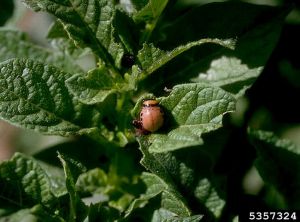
{"left": 0, "top": 0, "right": 299, "bottom": 221}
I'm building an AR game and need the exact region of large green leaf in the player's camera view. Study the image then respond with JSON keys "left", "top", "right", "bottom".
{"left": 0, "top": 153, "right": 88, "bottom": 221}
{"left": 142, "top": 83, "right": 236, "bottom": 153}
{"left": 0, "top": 59, "right": 101, "bottom": 136}
{"left": 155, "top": 2, "right": 287, "bottom": 47}
{"left": 193, "top": 178, "right": 225, "bottom": 218}
{"left": 189, "top": 12, "right": 286, "bottom": 97}
{"left": 126, "top": 172, "right": 192, "bottom": 218}
{"left": 135, "top": 138, "right": 225, "bottom": 220}
{"left": 0, "top": 153, "right": 57, "bottom": 209}
{"left": 137, "top": 38, "right": 235, "bottom": 79}
{"left": 150, "top": 2, "right": 289, "bottom": 97}
{"left": 23, "top": 0, "right": 125, "bottom": 70}
{"left": 249, "top": 130, "right": 300, "bottom": 209}
{"left": 0, "top": 29, "right": 82, "bottom": 73}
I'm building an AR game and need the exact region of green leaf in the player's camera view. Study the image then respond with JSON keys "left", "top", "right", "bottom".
{"left": 75, "top": 145, "right": 144, "bottom": 212}
{"left": 0, "top": 0, "right": 14, "bottom": 26}
{"left": 154, "top": 2, "right": 289, "bottom": 97}
{"left": 133, "top": 136, "right": 226, "bottom": 218}
{"left": 37, "top": 162, "right": 67, "bottom": 197}
{"left": 78, "top": 168, "right": 131, "bottom": 211}
{"left": 58, "top": 153, "right": 87, "bottom": 222}
{"left": 23, "top": 0, "right": 125, "bottom": 70}
{"left": 126, "top": 172, "right": 191, "bottom": 217}
{"left": 136, "top": 140, "right": 192, "bottom": 215}
{"left": 0, "top": 209, "right": 39, "bottom": 222}
{"left": 137, "top": 138, "right": 226, "bottom": 219}
{"left": 152, "top": 209, "right": 203, "bottom": 222}
{"left": 147, "top": 83, "right": 236, "bottom": 153}
{"left": 66, "top": 66, "right": 121, "bottom": 105}
{"left": 133, "top": 0, "right": 168, "bottom": 23}
{"left": 0, "top": 156, "right": 66, "bottom": 221}
{"left": 47, "top": 21, "right": 70, "bottom": 40}
{"left": 47, "top": 20, "right": 93, "bottom": 61}
{"left": 151, "top": 209, "right": 177, "bottom": 222}
{"left": 66, "top": 69, "right": 133, "bottom": 145}
{"left": 133, "top": 0, "right": 169, "bottom": 43}
{"left": 156, "top": 2, "right": 287, "bottom": 49}
{"left": 189, "top": 12, "right": 286, "bottom": 97}
{"left": 249, "top": 130, "right": 300, "bottom": 209}
{"left": 137, "top": 39, "right": 235, "bottom": 78}
{"left": 193, "top": 178, "right": 225, "bottom": 218}
{"left": 58, "top": 153, "right": 86, "bottom": 185}
{"left": 0, "top": 153, "right": 57, "bottom": 208}
{"left": 191, "top": 56, "right": 260, "bottom": 98}
{"left": 0, "top": 58, "right": 101, "bottom": 136}
{"left": 76, "top": 168, "right": 108, "bottom": 194}
{"left": 109, "top": 193, "right": 135, "bottom": 212}
{"left": 0, "top": 29, "right": 82, "bottom": 73}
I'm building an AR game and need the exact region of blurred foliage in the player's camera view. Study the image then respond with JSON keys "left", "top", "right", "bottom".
{"left": 0, "top": 0, "right": 300, "bottom": 221}
{"left": 0, "top": 0, "right": 14, "bottom": 26}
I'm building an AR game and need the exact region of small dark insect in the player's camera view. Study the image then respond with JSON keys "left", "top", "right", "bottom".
{"left": 133, "top": 99, "right": 164, "bottom": 135}
{"left": 121, "top": 53, "right": 135, "bottom": 68}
